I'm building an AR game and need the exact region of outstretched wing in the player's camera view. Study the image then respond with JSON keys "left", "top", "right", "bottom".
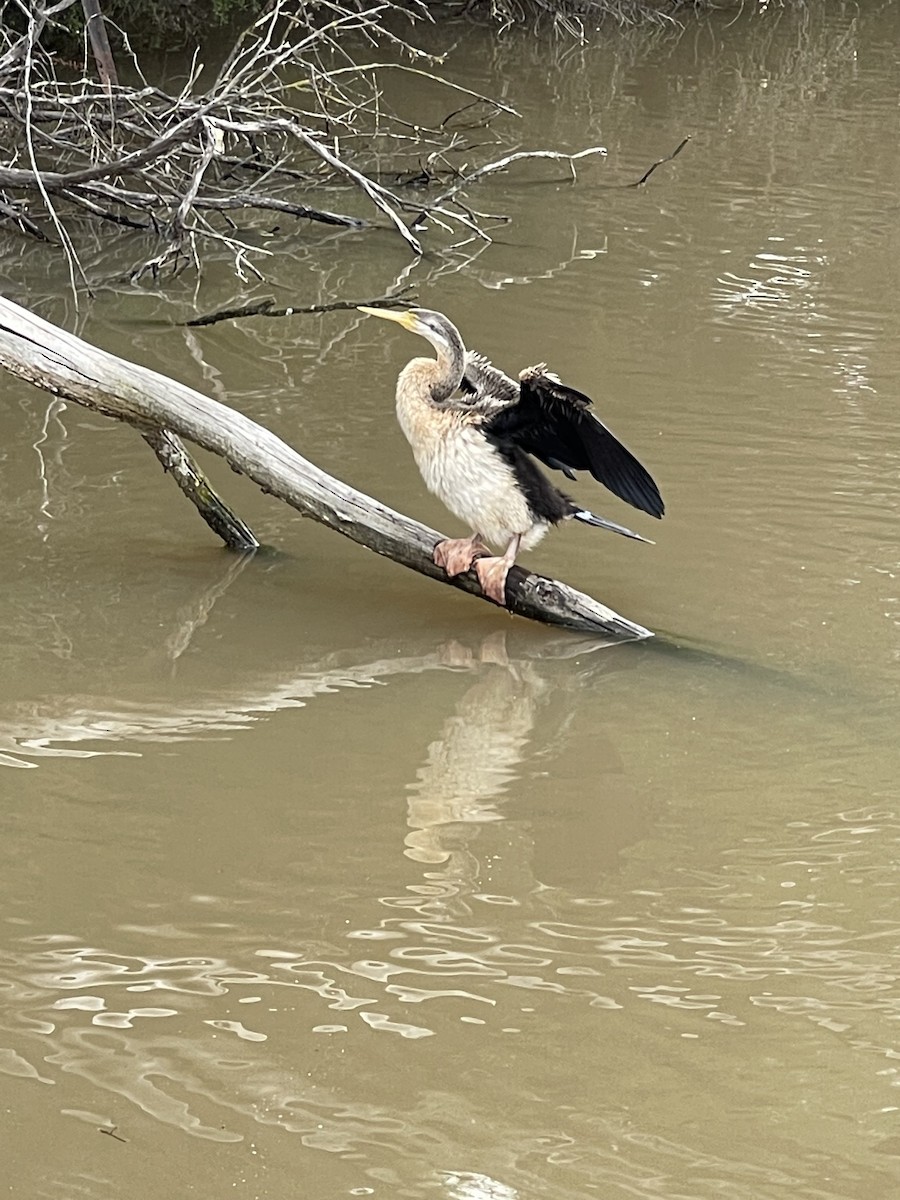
{"left": 458, "top": 351, "right": 520, "bottom": 411}
{"left": 484, "top": 364, "right": 665, "bottom": 518}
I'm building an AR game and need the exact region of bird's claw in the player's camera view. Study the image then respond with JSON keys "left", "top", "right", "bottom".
{"left": 474, "top": 556, "right": 511, "bottom": 606}
{"left": 433, "top": 536, "right": 490, "bottom": 578}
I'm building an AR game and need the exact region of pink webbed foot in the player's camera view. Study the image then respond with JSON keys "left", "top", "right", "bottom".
{"left": 433, "top": 535, "right": 490, "bottom": 578}
{"left": 474, "top": 556, "right": 512, "bottom": 606}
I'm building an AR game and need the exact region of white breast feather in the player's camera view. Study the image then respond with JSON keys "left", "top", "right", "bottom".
{"left": 395, "top": 363, "right": 549, "bottom": 550}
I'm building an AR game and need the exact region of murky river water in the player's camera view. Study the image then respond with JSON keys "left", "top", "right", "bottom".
{"left": 3, "top": 4, "right": 900, "bottom": 1197}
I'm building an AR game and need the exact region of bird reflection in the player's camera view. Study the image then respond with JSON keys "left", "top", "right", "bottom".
{"left": 0, "top": 542, "right": 645, "bottom": 886}
{"left": 404, "top": 632, "right": 546, "bottom": 865}
{"left": 398, "top": 629, "right": 652, "bottom": 895}
{"left": 0, "top": 547, "right": 647, "bottom": 890}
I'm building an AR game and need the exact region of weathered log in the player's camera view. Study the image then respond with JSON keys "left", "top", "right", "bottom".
{"left": 0, "top": 295, "right": 653, "bottom": 640}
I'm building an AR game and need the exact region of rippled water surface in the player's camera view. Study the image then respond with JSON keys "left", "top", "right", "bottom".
{"left": 4, "top": 5, "right": 900, "bottom": 1198}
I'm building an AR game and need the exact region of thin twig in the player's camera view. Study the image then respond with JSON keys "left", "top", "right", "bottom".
{"left": 321, "top": 62, "right": 521, "bottom": 118}
{"left": 195, "top": 193, "right": 365, "bottom": 228}
{"left": 19, "top": 2, "right": 87, "bottom": 301}
{"left": 0, "top": 111, "right": 204, "bottom": 188}
{"left": 98, "top": 1126, "right": 128, "bottom": 1143}
{"left": 290, "top": 126, "right": 424, "bottom": 257}
{"left": 58, "top": 185, "right": 150, "bottom": 228}
{"left": 185, "top": 288, "right": 415, "bottom": 327}
{"left": 171, "top": 116, "right": 217, "bottom": 237}
{"left": 417, "top": 145, "right": 608, "bottom": 216}
{"left": 0, "top": 195, "right": 51, "bottom": 240}
{"left": 626, "top": 135, "right": 692, "bottom": 188}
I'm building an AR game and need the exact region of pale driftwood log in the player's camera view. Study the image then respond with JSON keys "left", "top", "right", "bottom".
{"left": 0, "top": 295, "right": 652, "bottom": 639}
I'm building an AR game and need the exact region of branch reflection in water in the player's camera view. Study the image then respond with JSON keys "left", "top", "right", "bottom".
{"left": 0, "top": 549, "right": 650, "bottom": 1189}
{"left": 0, "top": 542, "right": 641, "bottom": 770}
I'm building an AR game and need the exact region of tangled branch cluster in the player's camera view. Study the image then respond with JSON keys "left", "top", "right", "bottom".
{"left": 481, "top": 0, "right": 680, "bottom": 39}
{"left": 0, "top": 0, "right": 607, "bottom": 291}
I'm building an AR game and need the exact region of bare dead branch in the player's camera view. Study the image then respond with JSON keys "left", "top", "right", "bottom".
{"left": 289, "top": 125, "right": 425, "bottom": 257}
{"left": 81, "top": 0, "right": 118, "bottom": 90}
{"left": 411, "top": 144, "right": 608, "bottom": 234}
{"left": 185, "top": 298, "right": 277, "bottom": 326}
{"left": 18, "top": 1, "right": 88, "bottom": 300}
{"left": 184, "top": 287, "right": 415, "bottom": 327}
{"left": 0, "top": 1, "right": 686, "bottom": 287}
{"left": 0, "top": 0, "right": 79, "bottom": 76}
{"left": 0, "top": 194, "right": 52, "bottom": 239}
{"left": 58, "top": 185, "right": 150, "bottom": 228}
{"left": 0, "top": 112, "right": 204, "bottom": 189}
{"left": 171, "top": 117, "right": 217, "bottom": 237}
{"left": 142, "top": 427, "right": 260, "bottom": 551}
{"left": 195, "top": 193, "right": 365, "bottom": 228}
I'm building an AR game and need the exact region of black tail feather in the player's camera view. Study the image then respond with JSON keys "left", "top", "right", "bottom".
{"left": 571, "top": 508, "right": 654, "bottom": 543}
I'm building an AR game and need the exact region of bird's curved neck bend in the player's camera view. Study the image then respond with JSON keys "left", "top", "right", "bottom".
{"left": 429, "top": 333, "right": 466, "bottom": 403}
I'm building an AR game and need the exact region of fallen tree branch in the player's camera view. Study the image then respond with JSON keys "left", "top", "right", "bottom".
{"left": 289, "top": 125, "right": 424, "bottom": 257}
{"left": 81, "top": 0, "right": 118, "bottom": 90}
{"left": 195, "top": 194, "right": 366, "bottom": 228}
{"left": 0, "top": 295, "right": 652, "bottom": 640}
{"left": 185, "top": 288, "right": 415, "bottom": 327}
{"left": 0, "top": 0, "right": 78, "bottom": 76}
{"left": 0, "top": 193, "right": 52, "bottom": 240}
{"left": 401, "top": 138, "right": 689, "bottom": 239}
{"left": 0, "top": 1, "right": 648, "bottom": 286}
{"left": 425, "top": 144, "right": 608, "bottom": 210}
{"left": 0, "top": 111, "right": 205, "bottom": 190}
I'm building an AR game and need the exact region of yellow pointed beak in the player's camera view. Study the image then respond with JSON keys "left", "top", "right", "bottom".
{"left": 357, "top": 305, "right": 418, "bottom": 331}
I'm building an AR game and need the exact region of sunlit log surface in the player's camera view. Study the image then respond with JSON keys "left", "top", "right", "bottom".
{"left": 0, "top": 295, "right": 653, "bottom": 639}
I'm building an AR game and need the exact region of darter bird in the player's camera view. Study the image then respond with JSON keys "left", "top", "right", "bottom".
{"left": 358, "top": 306, "right": 664, "bottom": 605}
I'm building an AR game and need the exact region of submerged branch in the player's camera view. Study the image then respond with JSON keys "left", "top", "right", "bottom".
{"left": 0, "top": 194, "right": 52, "bottom": 240}
{"left": 627, "top": 135, "right": 692, "bottom": 188}
{"left": 142, "top": 428, "right": 261, "bottom": 551}
{"left": 0, "top": 295, "right": 652, "bottom": 641}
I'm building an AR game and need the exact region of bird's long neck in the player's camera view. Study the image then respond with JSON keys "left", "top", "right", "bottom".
{"left": 429, "top": 331, "right": 466, "bottom": 403}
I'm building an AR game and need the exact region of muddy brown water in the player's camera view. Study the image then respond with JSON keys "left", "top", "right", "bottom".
{"left": 3, "top": 6, "right": 900, "bottom": 1198}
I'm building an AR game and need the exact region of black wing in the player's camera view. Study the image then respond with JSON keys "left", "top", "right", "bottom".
{"left": 483, "top": 365, "right": 665, "bottom": 519}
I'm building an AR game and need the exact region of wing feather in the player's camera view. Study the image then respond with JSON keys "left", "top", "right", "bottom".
{"left": 485, "top": 365, "right": 665, "bottom": 518}
{"left": 459, "top": 351, "right": 519, "bottom": 410}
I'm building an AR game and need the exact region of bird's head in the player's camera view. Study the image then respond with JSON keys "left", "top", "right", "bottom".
{"left": 357, "top": 306, "right": 463, "bottom": 362}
